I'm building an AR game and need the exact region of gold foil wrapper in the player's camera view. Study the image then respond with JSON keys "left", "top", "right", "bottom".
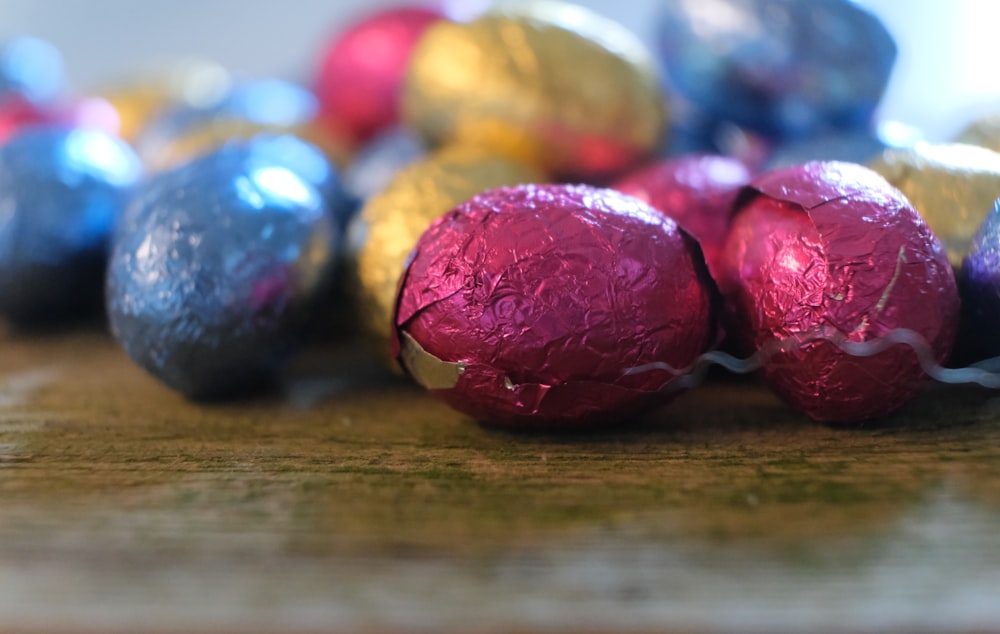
{"left": 398, "top": 331, "right": 464, "bottom": 390}
{"left": 869, "top": 142, "right": 1000, "bottom": 267}
{"left": 402, "top": 1, "right": 665, "bottom": 181}
{"left": 139, "top": 118, "right": 351, "bottom": 173}
{"left": 955, "top": 114, "right": 1000, "bottom": 153}
{"left": 102, "top": 59, "right": 232, "bottom": 144}
{"left": 348, "top": 146, "right": 546, "bottom": 360}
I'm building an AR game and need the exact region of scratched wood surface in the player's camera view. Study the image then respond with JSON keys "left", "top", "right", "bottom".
{"left": 1, "top": 326, "right": 1000, "bottom": 633}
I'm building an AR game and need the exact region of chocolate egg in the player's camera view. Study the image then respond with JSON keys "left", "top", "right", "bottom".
{"left": 341, "top": 126, "right": 426, "bottom": 202}
{"left": 718, "top": 161, "right": 959, "bottom": 423}
{"left": 393, "top": 183, "right": 716, "bottom": 429}
{"left": 403, "top": 1, "right": 665, "bottom": 181}
{"left": 348, "top": 146, "right": 545, "bottom": 358}
{"left": 0, "top": 127, "right": 140, "bottom": 324}
{"left": 313, "top": 5, "right": 444, "bottom": 145}
{"left": 106, "top": 140, "right": 337, "bottom": 399}
{"left": 657, "top": 0, "right": 895, "bottom": 139}
{"left": 869, "top": 142, "right": 1000, "bottom": 267}
{"left": 101, "top": 59, "right": 232, "bottom": 144}
{"left": 613, "top": 154, "right": 751, "bottom": 277}
{"left": 239, "top": 134, "right": 358, "bottom": 232}
{"left": 955, "top": 114, "right": 1000, "bottom": 153}
{"left": 136, "top": 79, "right": 347, "bottom": 172}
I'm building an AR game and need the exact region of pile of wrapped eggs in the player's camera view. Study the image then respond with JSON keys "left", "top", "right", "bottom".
{"left": 3, "top": 0, "right": 1000, "bottom": 429}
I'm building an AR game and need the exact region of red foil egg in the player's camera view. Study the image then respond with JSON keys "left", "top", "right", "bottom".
{"left": 312, "top": 5, "right": 444, "bottom": 145}
{"left": 718, "top": 161, "right": 959, "bottom": 423}
{"left": 613, "top": 154, "right": 751, "bottom": 278}
{"left": 392, "top": 183, "right": 716, "bottom": 429}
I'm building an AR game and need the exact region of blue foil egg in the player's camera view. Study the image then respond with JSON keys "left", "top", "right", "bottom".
{"left": 107, "top": 141, "right": 338, "bottom": 399}
{"left": 342, "top": 126, "right": 426, "bottom": 201}
{"left": 0, "top": 127, "right": 140, "bottom": 324}
{"left": 242, "top": 134, "right": 358, "bottom": 231}
{"left": 959, "top": 199, "right": 1000, "bottom": 361}
{"left": 0, "top": 36, "right": 64, "bottom": 105}
{"left": 135, "top": 79, "right": 320, "bottom": 171}
{"left": 657, "top": 0, "right": 896, "bottom": 140}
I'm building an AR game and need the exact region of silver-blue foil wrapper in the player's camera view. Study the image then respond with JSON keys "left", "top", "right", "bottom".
{"left": 107, "top": 140, "right": 338, "bottom": 399}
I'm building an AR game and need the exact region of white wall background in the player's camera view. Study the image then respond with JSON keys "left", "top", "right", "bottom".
{"left": 1, "top": 0, "right": 998, "bottom": 141}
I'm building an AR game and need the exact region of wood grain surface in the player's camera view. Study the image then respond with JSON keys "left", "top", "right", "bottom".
{"left": 1, "top": 328, "right": 999, "bottom": 633}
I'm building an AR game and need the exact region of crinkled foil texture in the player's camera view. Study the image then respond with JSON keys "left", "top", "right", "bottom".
{"left": 719, "top": 161, "right": 959, "bottom": 422}
{"left": 393, "top": 183, "right": 716, "bottom": 428}
{"left": 349, "top": 147, "right": 545, "bottom": 358}
{"left": 402, "top": 2, "right": 665, "bottom": 181}
{"left": 869, "top": 142, "right": 1000, "bottom": 267}
{"left": 613, "top": 154, "right": 751, "bottom": 278}
{"left": 107, "top": 142, "right": 337, "bottom": 398}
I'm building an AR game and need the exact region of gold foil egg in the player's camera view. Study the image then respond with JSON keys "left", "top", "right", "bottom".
{"left": 402, "top": 1, "right": 666, "bottom": 182}
{"left": 348, "top": 146, "right": 546, "bottom": 359}
{"left": 954, "top": 114, "right": 1000, "bottom": 153}
{"left": 101, "top": 59, "right": 232, "bottom": 144}
{"left": 869, "top": 142, "right": 1000, "bottom": 267}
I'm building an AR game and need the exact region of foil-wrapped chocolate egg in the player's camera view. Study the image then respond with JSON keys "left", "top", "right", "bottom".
{"left": 348, "top": 146, "right": 545, "bottom": 358}
{"left": 657, "top": 0, "right": 895, "bottom": 140}
{"left": 718, "top": 161, "right": 959, "bottom": 423}
{"left": 240, "top": 134, "right": 358, "bottom": 232}
{"left": 341, "top": 126, "right": 426, "bottom": 202}
{"left": 0, "top": 127, "right": 140, "bottom": 324}
{"left": 403, "top": 1, "right": 665, "bottom": 181}
{"left": 101, "top": 59, "right": 232, "bottom": 144}
{"left": 136, "top": 79, "right": 347, "bottom": 172}
{"left": 107, "top": 141, "right": 337, "bottom": 399}
{"left": 869, "top": 142, "right": 1000, "bottom": 267}
{"left": 958, "top": 199, "right": 1000, "bottom": 361}
{"left": 313, "top": 5, "right": 444, "bottom": 145}
{"left": 0, "top": 36, "right": 64, "bottom": 105}
{"left": 392, "top": 183, "right": 716, "bottom": 429}
{"left": 955, "top": 114, "right": 1000, "bottom": 153}
{"left": 613, "top": 154, "right": 751, "bottom": 277}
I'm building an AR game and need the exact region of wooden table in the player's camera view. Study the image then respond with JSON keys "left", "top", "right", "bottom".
{"left": 2, "top": 328, "right": 999, "bottom": 633}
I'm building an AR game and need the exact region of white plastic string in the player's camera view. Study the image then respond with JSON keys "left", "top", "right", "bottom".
{"left": 624, "top": 328, "right": 1000, "bottom": 392}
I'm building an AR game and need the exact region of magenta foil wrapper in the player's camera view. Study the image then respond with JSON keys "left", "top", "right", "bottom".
{"left": 393, "top": 183, "right": 716, "bottom": 429}
{"left": 613, "top": 154, "right": 751, "bottom": 279}
{"left": 718, "top": 161, "right": 959, "bottom": 423}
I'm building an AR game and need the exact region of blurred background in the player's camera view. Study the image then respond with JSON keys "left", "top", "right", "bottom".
{"left": 0, "top": 0, "right": 996, "bottom": 141}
